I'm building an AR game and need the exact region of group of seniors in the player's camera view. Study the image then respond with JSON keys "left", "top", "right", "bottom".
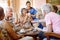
{"left": 0, "top": 1, "right": 60, "bottom": 40}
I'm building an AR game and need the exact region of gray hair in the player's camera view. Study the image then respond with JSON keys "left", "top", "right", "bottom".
{"left": 41, "top": 3, "right": 53, "bottom": 14}
{"left": 6, "top": 7, "right": 13, "bottom": 12}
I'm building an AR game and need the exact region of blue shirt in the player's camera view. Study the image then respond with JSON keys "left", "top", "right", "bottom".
{"left": 28, "top": 7, "right": 37, "bottom": 20}
{"left": 29, "top": 7, "right": 37, "bottom": 15}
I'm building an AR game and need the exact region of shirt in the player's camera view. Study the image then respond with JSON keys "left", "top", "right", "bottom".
{"left": 5, "top": 17, "right": 14, "bottom": 23}
{"left": 27, "top": 7, "right": 37, "bottom": 20}
{"left": 45, "top": 12, "right": 60, "bottom": 34}
{"left": 0, "top": 20, "right": 12, "bottom": 40}
{"left": 28, "top": 7, "right": 37, "bottom": 15}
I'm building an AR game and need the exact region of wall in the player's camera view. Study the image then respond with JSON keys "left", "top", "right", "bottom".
{"left": 33, "top": 0, "right": 46, "bottom": 9}
{"left": 11, "top": 0, "right": 20, "bottom": 22}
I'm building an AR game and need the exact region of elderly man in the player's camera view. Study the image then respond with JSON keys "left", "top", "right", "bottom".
{"left": 5, "top": 7, "right": 14, "bottom": 23}
{"left": 38, "top": 4, "right": 60, "bottom": 40}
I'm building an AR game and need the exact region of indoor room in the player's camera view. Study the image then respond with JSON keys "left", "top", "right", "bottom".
{"left": 0, "top": 0, "right": 60, "bottom": 40}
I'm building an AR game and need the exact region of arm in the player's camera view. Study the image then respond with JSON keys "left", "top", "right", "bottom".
{"left": 37, "top": 15, "right": 53, "bottom": 32}
{"left": 46, "top": 24, "right": 52, "bottom": 32}
{"left": 3, "top": 21, "right": 21, "bottom": 40}
{"left": 45, "top": 15, "right": 52, "bottom": 32}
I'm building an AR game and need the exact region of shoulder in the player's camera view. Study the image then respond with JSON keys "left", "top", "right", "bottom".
{"left": 45, "top": 12, "right": 52, "bottom": 22}
{"left": 45, "top": 12, "right": 57, "bottom": 18}
{"left": 45, "top": 14, "right": 50, "bottom": 19}
{"left": 30, "top": 7, "right": 36, "bottom": 10}
{"left": 45, "top": 12, "right": 53, "bottom": 18}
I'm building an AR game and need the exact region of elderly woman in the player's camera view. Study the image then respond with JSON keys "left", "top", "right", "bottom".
{"left": 38, "top": 3, "right": 60, "bottom": 40}
{"left": 16, "top": 8, "right": 33, "bottom": 40}
{"left": 19, "top": 8, "right": 32, "bottom": 28}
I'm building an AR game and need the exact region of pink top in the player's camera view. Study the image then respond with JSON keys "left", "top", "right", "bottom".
{"left": 45, "top": 12, "right": 60, "bottom": 34}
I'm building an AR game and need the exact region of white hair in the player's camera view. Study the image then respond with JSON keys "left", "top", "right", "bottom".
{"left": 6, "top": 7, "right": 12, "bottom": 12}
{"left": 5, "top": 7, "right": 13, "bottom": 16}
{"left": 41, "top": 3, "right": 53, "bottom": 14}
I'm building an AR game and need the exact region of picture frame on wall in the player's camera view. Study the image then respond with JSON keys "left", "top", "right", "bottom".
{"left": 46, "top": 0, "right": 60, "bottom": 5}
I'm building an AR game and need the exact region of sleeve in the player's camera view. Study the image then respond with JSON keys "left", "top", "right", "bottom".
{"left": 45, "top": 15, "right": 52, "bottom": 25}
{"left": 33, "top": 8, "right": 37, "bottom": 14}
{"left": 30, "top": 8, "right": 37, "bottom": 15}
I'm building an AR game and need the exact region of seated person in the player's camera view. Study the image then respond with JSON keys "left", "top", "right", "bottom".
{"left": 5, "top": 7, "right": 20, "bottom": 32}
{"left": 0, "top": 7, "right": 22, "bottom": 40}
{"left": 15, "top": 8, "right": 34, "bottom": 33}
{"left": 38, "top": 4, "right": 60, "bottom": 40}
{"left": 0, "top": 7, "right": 33, "bottom": 40}
{"left": 5, "top": 7, "right": 18, "bottom": 31}
{"left": 19, "top": 8, "right": 32, "bottom": 27}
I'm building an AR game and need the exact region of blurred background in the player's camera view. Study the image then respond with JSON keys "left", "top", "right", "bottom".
{"left": 0, "top": 0, "right": 60, "bottom": 20}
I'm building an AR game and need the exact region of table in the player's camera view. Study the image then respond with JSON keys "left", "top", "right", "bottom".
{"left": 20, "top": 31, "right": 39, "bottom": 40}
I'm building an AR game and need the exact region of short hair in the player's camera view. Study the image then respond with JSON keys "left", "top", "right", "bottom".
{"left": 21, "top": 8, "right": 28, "bottom": 14}
{"left": 6, "top": 7, "right": 12, "bottom": 12}
{"left": 53, "top": 5, "right": 58, "bottom": 13}
{"left": 41, "top": 3, "right": 53, "bottom": 14}
{"left": 26, "top": 1, "right": 31, "bottom": 4}
{"left": 0, "top": 7, "right": 4, "bottom": 20}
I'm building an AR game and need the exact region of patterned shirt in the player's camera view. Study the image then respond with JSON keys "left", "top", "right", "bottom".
{"left": 0, "top": 20, "right": 12, "bottom": 40}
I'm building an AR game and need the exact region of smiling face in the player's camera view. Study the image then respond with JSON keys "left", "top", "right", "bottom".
{"left": 22, "top": 8, "right": 28, "bottom": 15}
